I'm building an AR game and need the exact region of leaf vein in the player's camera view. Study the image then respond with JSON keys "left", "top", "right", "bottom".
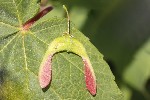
{"left": 50, "top": 87, "right": 63, "bottom": 100}
{"left": 22, "top": 36, "right": 30, "bottom": 91}
{"left": 60, "top": 54, "right": 84, "bottom": 74}
{"left": 12, "top": 0, "right": 22, "bottom": 25}
{"left": 16, "top": 0, "right": 23, "bottom": 7}
{"left": 0, "top": 21, "right": 18, "bottom": 29}
{"left": 29, "top": 32, "right": 49, "bottom": 45}
{"left": 0, "top": 34, "right": 18, "bottom": 53}
{"left": 32, "top": 23, "right": 66, "bottom": 34}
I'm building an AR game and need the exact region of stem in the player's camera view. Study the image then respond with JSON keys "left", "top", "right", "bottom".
{"left": 63, "top": 5, "right": 70, "bottom": 34}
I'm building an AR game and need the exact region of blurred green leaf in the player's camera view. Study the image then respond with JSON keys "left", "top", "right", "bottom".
{"left": 123, "top": 39, "right": 150, "bottom": 99}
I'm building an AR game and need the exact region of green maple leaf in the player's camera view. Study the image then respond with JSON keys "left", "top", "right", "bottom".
{"left": 0, "top": 0, "right": 123, "bottom": 99}
{"left": 123, "top": 39, "right": 150, "bottom": 97}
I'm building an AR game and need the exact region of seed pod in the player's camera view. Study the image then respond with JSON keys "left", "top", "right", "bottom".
{"left": 39, "top": 35, "right": 97, "bottom": 95}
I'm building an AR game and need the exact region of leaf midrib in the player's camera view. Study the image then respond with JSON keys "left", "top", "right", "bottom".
{"left": 12, "top": 0, "right": 22, "bottom": 26}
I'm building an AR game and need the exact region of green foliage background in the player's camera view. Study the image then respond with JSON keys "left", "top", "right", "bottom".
{"left": 48, "top": 0, "right": 150, "bottom": 100}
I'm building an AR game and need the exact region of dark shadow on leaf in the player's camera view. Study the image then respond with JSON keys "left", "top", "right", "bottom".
{"left": 125, "top": 83, "right": 148, "bottom": 100}
{"left": 130, "top": 87, "right": 147, "bottom": 100}
{"left": 106, "top": 59, "right": 116, "bottom": 75}
{"left": 0, "top": 68, "right": 8, "bottom": 85}
{"left": 0, "top": 31, "right": 18, "bottom": 43}
{"left": 145, "top": 78, "right": 150, "bottom": 95}
{"left": 93, "top": 91, "right": 97, "bottom": 97}
{"left": 42, "top": 81, "right": 51, "bottom": 92}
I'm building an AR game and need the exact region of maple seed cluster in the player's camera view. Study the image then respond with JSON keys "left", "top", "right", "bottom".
{"left": 38, "top": 36, "right": 97, "bottom": 95}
